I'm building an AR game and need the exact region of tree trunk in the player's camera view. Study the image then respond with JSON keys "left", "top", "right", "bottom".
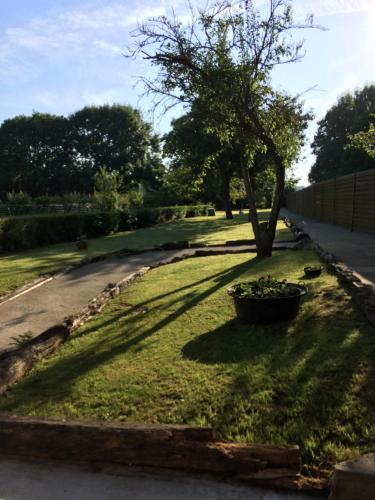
{"left": 222, "top": 174, "right": 233, "bottom": 219}
{"left": 240, "top": 158, "right": 270, "bottom": 257}
{"left": 239, "top": 112, "right": 286, "bottom": 257}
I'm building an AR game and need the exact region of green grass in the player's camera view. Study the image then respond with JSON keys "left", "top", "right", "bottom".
{"left": 0, "top": 210, "right": 291, "bottom": 297}
{"left": 1, "top": 249, "right": 374, "bottom": 469}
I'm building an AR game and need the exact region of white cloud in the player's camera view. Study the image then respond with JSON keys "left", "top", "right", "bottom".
{"left": 294, "top": 0, "right": 375, "bottom": 19}
{"left": 0, "top": 1, "right": 180, "bottom": 65}
{"left": 93, "top": 40, "right": 123, "bottom": 55}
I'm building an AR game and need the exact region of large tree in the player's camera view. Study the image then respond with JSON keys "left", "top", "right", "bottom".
{"left": 0, "top": 104, "right": 164, "bottom": 198}
{"left": 309, "top": 85, "right": 375, "bottom": 183}
{"left": 163, "top": 107, "right": 243, "bottom": 218}
{"left": 130, "top": 0, "right": 313, "bottom": 256}
{"left": 0, "top": 113, "right": 72, "bottom": 196}
{"left": 69, "top": 104, "right": 164, "bottom": 191}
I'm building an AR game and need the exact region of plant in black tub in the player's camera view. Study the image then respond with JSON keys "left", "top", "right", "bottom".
{"left": 304, "top": 266, "right": 323, "bottom": 278}
{"left": 227, "top": 276, "right": 307, "bottom": 324}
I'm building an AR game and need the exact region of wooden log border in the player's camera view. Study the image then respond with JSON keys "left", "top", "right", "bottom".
{"left": 0, "top": 238, "right": 294, "bottom": 306}
{"left": 0, "top": 232, "right": 328, "bottom": 493}
{"left": 0, "top": 414, "right": 327, "bottom": 492}
{"left": 0, "top": 267, "right": 150, "bottom": 394}
{"left": 0, "top": 242, "right": 296, "bottom": 395}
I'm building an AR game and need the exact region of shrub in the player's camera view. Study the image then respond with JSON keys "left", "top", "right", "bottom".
{"left": 134, "top": 207, "right": 159, "bottom": 228}
{"left": 118, "top": 210, "right": 138, "bottom": 231}
{"left": 120, "top": 190, "right": 144, "bottom": 209}
{"left": 6, "top": 191, "right": 33, "bottom": 205}
{"left": 0, "top": 212, "right": 119, "bottom": 251}
{"left": 228, "top": 277, "right": 302, "bottom": 299}
{"left": 0, "top": 204, "right": 212, "bottom": 252}
{"left": 185, "top": 204, "right": 208, "bottom": 217}
{"left": 94, "top": 167, "right": 122, "bottom": 212}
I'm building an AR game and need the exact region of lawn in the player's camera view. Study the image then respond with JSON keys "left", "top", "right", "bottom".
{"left": 1, "top": 249, "right": 374, "bottom": 469}
{"left": 0, "top": 210, "right": 291, "bottom": 297}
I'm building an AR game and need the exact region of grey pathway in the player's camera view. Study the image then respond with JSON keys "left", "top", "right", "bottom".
{"left": 0, "top": 457, "right": 323, "bottom": 500}
{"left": 282, "top": 208, "right": 375, "bottom": 284}
{"left": 0, "top": 244, "right": 292, "bottom": 352}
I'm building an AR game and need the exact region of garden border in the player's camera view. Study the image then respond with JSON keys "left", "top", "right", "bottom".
{"left": 0, "top": 235, "right": 330, "bottom": 494}
{"left": 0, "top": 238, "right": 293, "bottom": 306}
{"left": 283, "top": 217, "right": 375, "bottom": 327}
{"left": 0, "top": 414, "right": 327, "bottom": 493}
{"left": 0, "top": 243, "right": 296, "bottom": 393}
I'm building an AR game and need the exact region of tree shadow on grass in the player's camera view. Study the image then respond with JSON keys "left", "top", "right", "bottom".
{"left": 182, "top": 318, "right": 289, "bottom": 364}
{"left": 0, "top": 257, "right": 266, "bottom": 411}
{"left": 182, "top": 294, "right": 375, "bottom": 466}
{"left": 3, "top": 252, "right": 375, "bottom": 469}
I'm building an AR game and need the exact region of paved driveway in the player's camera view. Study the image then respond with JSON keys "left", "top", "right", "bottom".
{"left": 282, "top": 209, "right": 375, "bottom": 284}
{"left": 0, "top": 457, "right": 323, "bottom": 500}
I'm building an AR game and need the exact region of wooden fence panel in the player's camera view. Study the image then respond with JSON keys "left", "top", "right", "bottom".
{"left": 320, "top": 180, "right": 335, "bottom": 223}
{"left": 333, "top": 174, "right": 354, "bottom": 229}
{"left": 353, "top": 170, "right": 375, "bottom": 234}
{"left": 286, "top": 168, "right": 375, "bottom": 235}
{"left": 312, "top": 184, "right": 322, "bottom": 220}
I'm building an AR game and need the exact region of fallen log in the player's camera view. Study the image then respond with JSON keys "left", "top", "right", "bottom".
{"left": 0, "top": 325, "right": 69, "bottom": 395}
{"left": 0, "top": 415, "right": 301, "bottom": 481}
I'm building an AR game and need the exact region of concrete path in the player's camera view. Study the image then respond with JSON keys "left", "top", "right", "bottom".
{"left": 0, "top": 244, "right": 292, "bottom": 352}
{"left": 282, "top": 209, "right": 375, "bottom": 284}
{"left": 0, "top": 457, "right": 323, "bottom": 500}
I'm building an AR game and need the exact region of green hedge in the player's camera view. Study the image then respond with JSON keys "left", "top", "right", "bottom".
{"left": 0, "top": 205, "right": 211, "bottom": 252}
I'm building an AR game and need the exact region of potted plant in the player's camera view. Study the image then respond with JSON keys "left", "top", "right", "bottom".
{"left": 227, "top": 276, "right": 307, "bottom": 324}
{"left": 76, "top": 234, "right": 88, "bottom": 251}
{"left": 304, "top": 266, "right": 322, "bottom": 278}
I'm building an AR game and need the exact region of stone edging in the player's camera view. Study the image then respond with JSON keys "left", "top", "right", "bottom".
{"left": 0, "top": 237, "right": 294, "bottom": 306}
{"left": 0, "top": 267, "right": 150, "bottom": 395}
{"left": 0, "top": 249, "right": 147, "bottom": 306}
{"left": 0, "top": 244, "right": 296, "bottom": 394}
{"left": 0, "top": 414, "right": 328, "bottom": 493}
{"left": 283, "top": 217, "right": 375, "bottom": 327}
{"left": 0, "top": 238, "right": 330, "bottom": 494}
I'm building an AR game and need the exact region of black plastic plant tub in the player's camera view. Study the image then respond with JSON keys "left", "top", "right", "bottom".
{"left": 304, "top": 266, "right": 322, "bottom": 278}
{"left": 228, "top": 284, "right": 307, "bottom": 324}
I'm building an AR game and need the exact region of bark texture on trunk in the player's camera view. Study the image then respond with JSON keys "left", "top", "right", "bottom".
{"left": 222, "top": 174, "right": 233, "bottom": 219}
{"left": 239, "top": 123, "right": 285, "bottom": 258}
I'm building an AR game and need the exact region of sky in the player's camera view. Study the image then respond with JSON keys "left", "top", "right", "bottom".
{"left": 0, "top": 0, "right": 374, "bottom": 185}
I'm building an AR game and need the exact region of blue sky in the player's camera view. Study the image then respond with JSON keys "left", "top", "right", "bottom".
{"left": 1, "top": 0, "right": 374, "bottom": 185}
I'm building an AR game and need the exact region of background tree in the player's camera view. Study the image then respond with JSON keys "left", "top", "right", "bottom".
{"left": 0, "top": 113, "right": 72, "bottom": 197}
{"left": 346, "top": 123, "right": 375, "bottom": 160}
{"left": 309, "top": 84, "right": 375, "bottom": 183}
{"left": 69, "top": 104, "right": 163, "bottom": 191}
{"left": 0, "top": 104, "right": 164, "bottom": 199}
{"left": 163, "top": 107, "right": 243, "bottom": 218}
{"left": 130, "top": 0, "right": 313, "bottom": 256}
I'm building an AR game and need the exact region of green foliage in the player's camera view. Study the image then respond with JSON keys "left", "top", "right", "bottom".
{"left": 0, "top": 210, "right": 289, "bottom": 297}
{"left": 6, "top": 191, "right": 32, "bottom": 205}
{"left": 163, "top": 105, "right": 241, "bottom": 211}
{"left": 130, "top": 0, "right": 313, "bottom": 254}
{"left": 2, "top": 251, "right": 373, "bottom": 468}
{"left": 0, "top": 205, "right": 211, "bottom": 252}
{"left": 120, "top": 190, "right": 144, "bottom": 208}
{"left": 10, "top": 332, "right": 34, "bottom": 347}
{"left": 228, "top": 277, "right": 301, "bottom": 299}
{"left": 0, "top": 106, "right": 164, "bottom": 197}
{"left": 309, "top": 85, "right": 375, "bottom": 182}
{"left": 94, "top": 167, "right": 122, "bottom": 212}
{"left": 0, "top": 213, "right": 114, "bottom": 251}
{"left": 151, "top": 166, "right": 204, "bottom": 206}
{"left": 229, "top": 178, "right": 247, "bottom": 207}
{"left": 346, "top": 123, "right": 375, "bottom": 160}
